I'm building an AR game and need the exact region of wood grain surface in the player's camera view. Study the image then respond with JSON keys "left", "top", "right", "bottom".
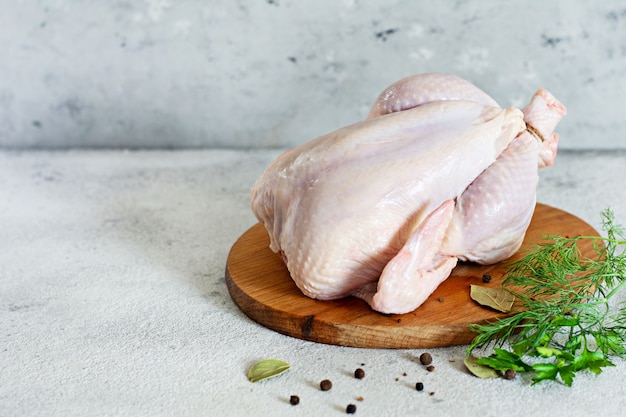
{"left": 225, "top": 203, "right": 599, "bottom": 349}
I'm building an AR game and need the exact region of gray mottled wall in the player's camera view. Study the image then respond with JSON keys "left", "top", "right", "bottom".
{"left": 2, "top": 0, "right": 625, "bottom": 149}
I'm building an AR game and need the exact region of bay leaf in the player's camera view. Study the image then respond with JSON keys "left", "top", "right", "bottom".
{"left": 464, "top": 355, "right": 499, "bottom": 379}
{"left": 470, "top": 284, "right": 515, "bottom": 313}
{"left": 247, "top": 358, "right": 290, "bottom": 383}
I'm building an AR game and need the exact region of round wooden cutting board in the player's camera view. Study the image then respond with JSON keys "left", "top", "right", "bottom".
{"left": 225, "top": 203, "right": 600, "bottom": 349}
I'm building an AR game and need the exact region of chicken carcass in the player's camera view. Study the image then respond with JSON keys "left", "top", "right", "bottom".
{"left": 251, "top": 73, "right": 566, "bottom": 314}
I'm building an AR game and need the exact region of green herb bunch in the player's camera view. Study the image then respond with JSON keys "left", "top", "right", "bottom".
{"left": 467, "top": 209, "right": 626, "bottom": 386}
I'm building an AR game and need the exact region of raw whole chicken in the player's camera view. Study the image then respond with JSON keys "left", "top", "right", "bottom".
{"left": 250, "top": 73, "right": 566, "bottom": 314}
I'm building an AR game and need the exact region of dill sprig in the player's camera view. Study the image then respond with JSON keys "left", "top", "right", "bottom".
{"left": 467, "top": 208, "right": 626, "bottom": 386}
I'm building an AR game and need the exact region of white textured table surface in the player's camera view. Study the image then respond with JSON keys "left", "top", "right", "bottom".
{"left": 2, "top": 149, "right": 626, "bottom": 417}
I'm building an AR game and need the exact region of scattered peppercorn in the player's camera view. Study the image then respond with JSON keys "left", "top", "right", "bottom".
{"left": 482, "top": 274, "right": 492, "bottom": 283}
{"left": 419, "top": 352, "right": 433, "bottom": 365}
{"left": 354, "top": 368, "right": 365, "bottom": 379}
{"left": 346, "top": 404, "right": 357, "bottom": 414}
{"left": 320, "top": 379, "right": 333, "bottom": 391}
{"left": 289, "top": 395, "right": 300, "bottom": 405}
{"left": 426, "top": 365, "right": 435, "bottom": 372}
{"left": 504, "top": 369, "right": 517, "bottom": 380}
{"left": 415, "top": 382, "right": 424, "bottom": 391}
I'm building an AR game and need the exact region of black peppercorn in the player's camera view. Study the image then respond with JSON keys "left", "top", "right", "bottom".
{"left": 419, "top": 352, "right": 433, "bottom": 365}
{"left": 346, "top": 404, "right": 357, "bottom": 414}
{"left": 354, "top": 368, "right": 365, "bottom": 379}
{"left": 504, "top": 369, "right": 516, "bottom": 380}
{"left": 289, "top": 395, "right": 299, "bottom": 405}
{"left": 482, "top": 274, "right": 492, "bottom": 283}
{"left": 320, "top": 379, "right": 332, "bottom": 391}
{"left": 415, "top": 382, "right": 424, "bottom": 391}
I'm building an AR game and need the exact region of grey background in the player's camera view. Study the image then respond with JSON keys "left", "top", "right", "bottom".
{"left": 2, "top": 0, "right": 625, "bottom": 149}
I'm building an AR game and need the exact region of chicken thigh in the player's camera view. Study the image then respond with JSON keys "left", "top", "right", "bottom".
{"left": 251, "top": 73, "right": 566, "bottom": 314}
